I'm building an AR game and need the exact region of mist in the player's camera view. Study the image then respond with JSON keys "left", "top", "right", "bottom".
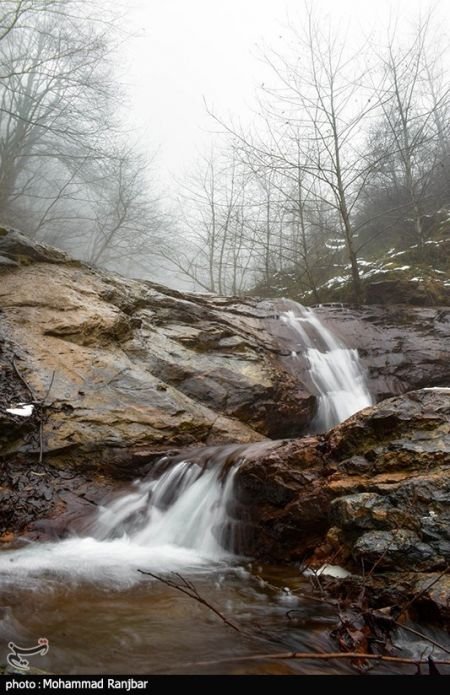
{"left": 1, "top": 0, "right": 449, "bottom": 300}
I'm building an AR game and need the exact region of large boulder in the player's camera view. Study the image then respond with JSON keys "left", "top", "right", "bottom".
{"left": 0, "top": 228, "right": 314, "bottom": 470}
{"left": 237, "top": 388, "right": 450, "bottom": 575}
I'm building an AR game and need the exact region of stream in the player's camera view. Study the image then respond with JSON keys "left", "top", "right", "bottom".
{"left": 1, "top": 302, "right": 447, "bottom": 674}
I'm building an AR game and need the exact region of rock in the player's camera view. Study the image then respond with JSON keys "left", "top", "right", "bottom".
{"left": 1, "top": 228, "right": 449, "bottom": 626}
{"left": 0, "top": 532, "right": 15, "bottom": 543}
{"left": 0, "top": 254, "right": 18, "bottom": 267}
{"left": 330, "top": 492, "right": 419, "bottom": 532}
{"left": 365, "top": 278, "right": 450, "bottom": 306}
{"left": 411, "top": 573, "right": 450, "bottom": 624}
{"left": 237, "top": 389, "right": 450, "bottom": 574}
{"left": 235, "top": 385, "right": 450, "bottom": 620}
{"left": 0, "top": 226, "right": 71, "bottom": 264}
{"left": 353, "top": 529, "right": 437, "bottom": 570}
{"left": 0, "top": 229, "right": 317, "bottom": 533}
{"left": 0, "top": 229, "right": 315, "bottom": 471}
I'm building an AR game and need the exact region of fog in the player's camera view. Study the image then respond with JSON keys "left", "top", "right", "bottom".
{"left": 0, "top": 0, "right": 449, "bottom": 298}
{"left": 120, "top": 0, "right": 447, "bottom": 181}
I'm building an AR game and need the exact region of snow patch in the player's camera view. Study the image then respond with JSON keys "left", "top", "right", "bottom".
{"left": 6, "top": 403, "right": 34, "bottom": 417}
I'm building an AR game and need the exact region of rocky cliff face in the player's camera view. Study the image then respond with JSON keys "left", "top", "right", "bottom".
{"left": 237, "top": 389, "right": 450, "bottom": 569}
{"left": 236, "top": 388, "right": 450, "bottom": 624}
{"left": 2, "top": 229, "right": 449, "bottom": 478}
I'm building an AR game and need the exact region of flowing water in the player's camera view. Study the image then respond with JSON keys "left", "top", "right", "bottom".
{"left": 279, "top": 301, "right": 372, "bottom": 431}
{"left": 2, "top": 303, "right": 443, "bottom": 674}
{"left": 0, "top": 443, "right": 351, "bottom": 675}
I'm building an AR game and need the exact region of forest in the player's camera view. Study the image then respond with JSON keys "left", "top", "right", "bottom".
{"left": 0, "top": 0, "right": 449, "bottom": 302}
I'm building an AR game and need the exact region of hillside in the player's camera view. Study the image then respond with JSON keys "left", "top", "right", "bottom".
{"left": 252, "top": 229, "right": 450, "bottom": 307}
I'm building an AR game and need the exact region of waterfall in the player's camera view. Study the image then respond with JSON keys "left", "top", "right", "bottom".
{"left": 0, "top": 443, "right": 272, "bottom": 585}
{"left": 92, "top": 456, "right": 240, "bottom": 557}
{"left": 280, "top": 302, "right": 372, "bottom": 432}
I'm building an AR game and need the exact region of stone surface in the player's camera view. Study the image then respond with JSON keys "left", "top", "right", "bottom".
{"left": 365, "top": 278, "right": 450, "bottom": 306}
{"left": 1, "top": 228, "right": 449, "bottom": 625}
{"left": 236, "top": 388, "right": 450, "bottom": 575}
{"left": 0, "top": 228, "right": 315, "bottom": 474}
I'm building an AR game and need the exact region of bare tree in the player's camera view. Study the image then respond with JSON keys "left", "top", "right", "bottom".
{"left": 0, "top": 0, "right": 165, "bottom": 276}
{"left": 165, "top": 148, "right": 259, "bottom": 294}
{"left": 86, "top": 149, "right": 164, "bottom": 271}
{"left": 374, "top": 17, "right": 440, "bottom": 253}
{"left": 0, "top": 0, "right": 116, "bottom": 224}
{"left": 207, "top": 4, "right": 450, "bottom": 303}
{"left": 355, "top": 14, "right": 450, "bottom": 257}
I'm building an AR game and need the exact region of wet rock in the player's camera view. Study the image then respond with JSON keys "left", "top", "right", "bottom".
{"left": 330, "top": 493, "right": 419, "bottom": 532}
{"left": 0, "top": 228, "right": 315, "bottom": 475}
{"left": 411, "top": 573, "right": 450, "bottom": 624}
{"left": 353, "top": 529, "right": 437, "bottom": 570}
{"left": 0, "top": 226, "right": 71, "bottom": 264}
{"left": 365, "top": 278, "right": 450, "bottom": 306}
{"left": 0, "top": 532, "right": 15, "bottom": 543}
{"left": 237, "top": 389, "right": 450, "bottom": 574}
{"left": 1, "top": 227, "right": 449, "bottom": 620}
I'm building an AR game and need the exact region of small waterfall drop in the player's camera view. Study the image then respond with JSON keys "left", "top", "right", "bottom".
{"left": 0, "top": 443, "right": 272, "bottom": 585}
{"left": 93, "top": 455, "right": 240, "bottom": 557}
{"left": 279, "top": 301, "right": 372, "bottom": 432}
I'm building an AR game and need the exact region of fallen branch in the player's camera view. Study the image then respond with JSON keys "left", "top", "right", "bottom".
{"left": 137, "top": 570, "right": 242, "bottom": 633}
{"left": 11, "top": 357, "right": 56, "bottom": 469}
{"left": 139, "top": 569, "right": 298, "bottom": 650}
{"left": 174, "top": 651, "right": 450, "bottom": 669}
{"left": 42, "top": 370, "right": 56, "bottom": 403}
{"left": 394, "top": 621, "right": 450, "bottom": 655}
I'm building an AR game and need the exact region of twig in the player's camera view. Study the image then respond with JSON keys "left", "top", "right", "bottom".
{"left": 39, "top": 420, "right": 45, "bottom": 465}
{"left": 42, "top": 370, "right": 56, "bottom": 403}
{"left": 137, "top": 570, "right": 242, "bottom": 633}
{"left": 38, "top": 371, "right": 55, "bottom": 466}
{"left": 254, "top": 573, "right": 338, "bottom": 610}
{"left": 173, "top": 651, "right": 450, "bottom": 669}
{"left": 12, "top": 355, "right": 36, "bottom": 401}
{"left": 367, "top": 538, "right": 395, "bottom": 578}
{"left": 11, "top": 357, "right": 56, "bottom": 468}
{"left": 394, "top": 621, "right": 450, "bottom": 655}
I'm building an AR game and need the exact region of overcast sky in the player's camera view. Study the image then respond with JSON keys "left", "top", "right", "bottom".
{"left": 119, "top": 0, "right": 448, "bottom": 184}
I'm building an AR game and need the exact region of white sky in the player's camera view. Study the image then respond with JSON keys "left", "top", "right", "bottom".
{"left": 118, "top": 0, "right": 448, "bottom": 184}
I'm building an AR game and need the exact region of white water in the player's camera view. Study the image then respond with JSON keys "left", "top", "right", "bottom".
{"left": 0, "top": 447, "right": 256, "bottom": 586}
{"left": 94, "top": 459, "right": 239, "bottom": 556}
{"left": 281, "top": 303, "right": 372, "bottom": 432}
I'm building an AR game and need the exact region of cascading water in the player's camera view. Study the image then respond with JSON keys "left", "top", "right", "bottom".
{"left": 279, "top": 301, "right": 372, "bottom": 432}
{"left": 93, "top": 456, "right": 240, "bottom": 557}
{"left": 0, "top": 443, "right": 268, "bottom": 586}
{"left": 0, "top": 304, "right": 372, "bottom": 588}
